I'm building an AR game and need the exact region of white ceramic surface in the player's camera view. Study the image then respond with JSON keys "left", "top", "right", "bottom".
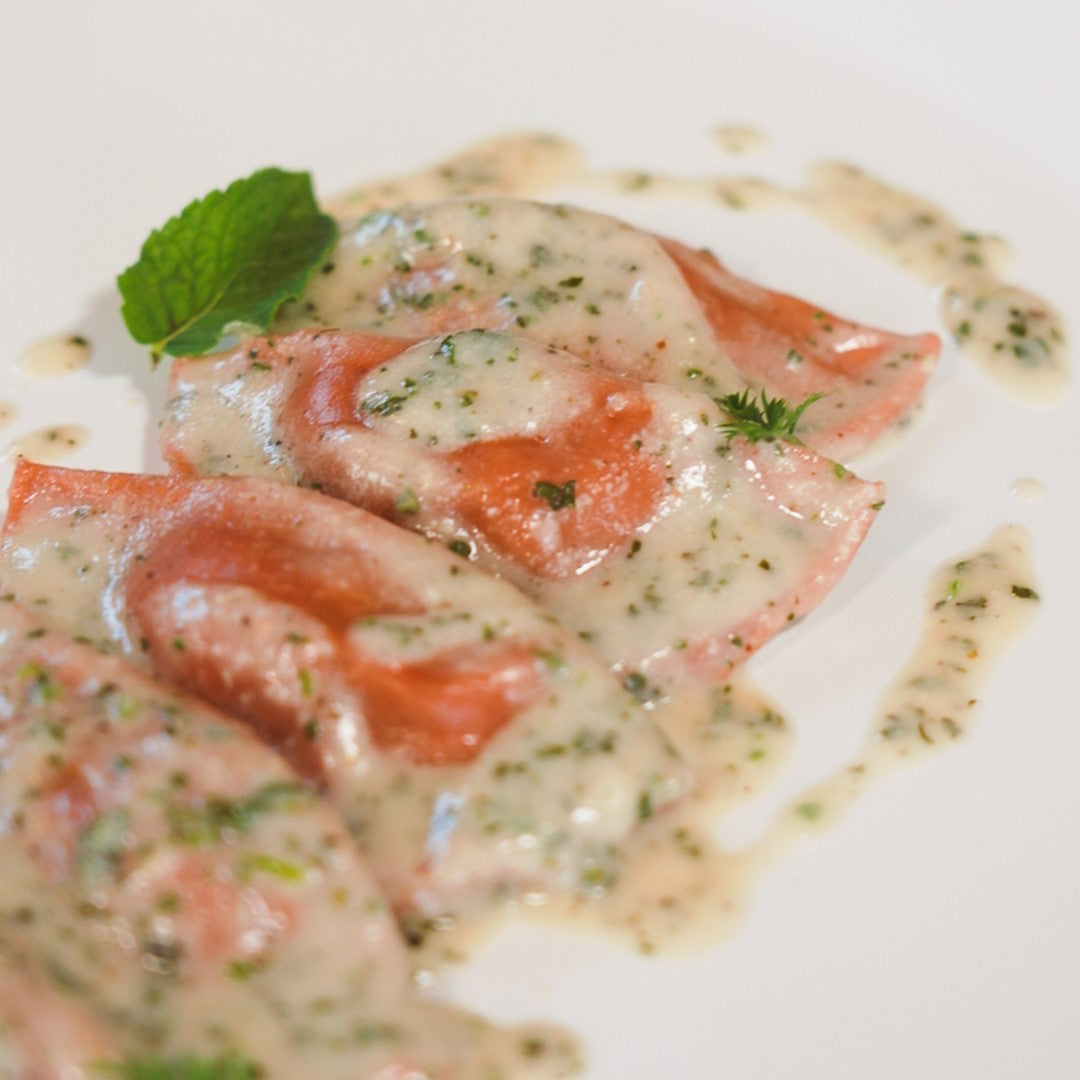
{"left": 2, "top": 2, "right": 1077, "bottom": 1077}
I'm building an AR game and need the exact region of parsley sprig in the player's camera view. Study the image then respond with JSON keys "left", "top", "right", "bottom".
{"left": 716, "top": 389, "right": 823, "bottom": 444}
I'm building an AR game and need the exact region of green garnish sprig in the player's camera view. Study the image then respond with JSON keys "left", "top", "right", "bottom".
{"left": 117, "top": 167, "right": 338, "bottom": 362}
{"left": 716, "top": 388, "right": 823, "bottom": 445}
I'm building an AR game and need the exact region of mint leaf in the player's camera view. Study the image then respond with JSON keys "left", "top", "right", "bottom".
{"left": 117, "top": 167, "right": 337, "bottom": 361}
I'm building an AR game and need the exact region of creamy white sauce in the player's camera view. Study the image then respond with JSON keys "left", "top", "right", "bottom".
{"left": 799, "top": 163, "right": 1068, "bottom": 405}
{"left": 15, "top": 332, "right": 92, "bottom": 378}
{"left": 331, "top": 131, "right": 788, "bottom": 214}
{"left": 577, "top": 166, "right": 789, "bottom": 214}
{"left": 1010, "top": 476, "right": 1046, "bottom": 504}
{"left": 378, "top": 514, "right": 1036, "bottom": 972}
{"left": 0, "top": 402, "right": 15, "bottom": 429}
{"left": 282, "top": 197, "right": 735, "bottom": 391}
{"left": 467, "top": 524, "right": 1038, "bottom": 958}
{"left": 765, "top": 525, "right": 1039, "bottom": 836}
{"left": 608, "top": 155, "right": 1068, "bottom": 403}
{"left": 327, "top": 133, "right": 586, "bottom": 218}
{"left": 410, "top": 510, "right": 1037, "bottom": 962}
{"left": 333, "top": 133, "right": 1067, "bottom": 404}
{"left": 2, "top": 423, "right": 89, "bottom": 463}
{"left": 406, "top": 675, "right": 793, "bottom": 965}
{"left": 0, "top": 605, "right": 583, "bottom": 1077}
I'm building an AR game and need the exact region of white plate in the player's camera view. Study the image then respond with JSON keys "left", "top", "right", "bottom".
{"left": 2, "top": 2, "right": 1077, "bottom": 1077}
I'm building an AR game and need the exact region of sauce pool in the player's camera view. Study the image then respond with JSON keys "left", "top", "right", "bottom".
{"left": 2, "top": 423, "right": 89, "bottom": 464}
{"left": 16, "top": 332, "right": 92, "bottom": 378}
{"left": 768, "top": 524, "right": 1040, "bottom": 837}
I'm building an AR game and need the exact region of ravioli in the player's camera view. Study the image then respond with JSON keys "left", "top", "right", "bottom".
{"left": 0, "top": 461, "right": 688, "bottom": 917}
{"left": 276, "top": 197, "right": 939, "bottom": 456}
{"left": 0, "top": 602, "right": 582, "bottom": 1077}
{"left": 163, "top": 327, "right": 884, "bottom": 687}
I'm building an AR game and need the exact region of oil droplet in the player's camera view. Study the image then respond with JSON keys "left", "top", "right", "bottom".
{"left": 3, "top": 424, "right": 90, "bottom": 464}
{"left": 1010, "top": 476, "right": 1046, "bottom": 504}
{"left": 16, "top": 333, "right": 92, "bottom": 378}
{"left": 0, "top": 402, "right": 16, "bottom": 429}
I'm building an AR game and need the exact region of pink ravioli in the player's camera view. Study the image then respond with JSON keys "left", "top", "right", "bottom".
{"left": 2, "top": 460, "right": 548, "bottom": 772}
{"left": 278, "top": 197, "right": 938, "bottom": 457}
{"left": 0, "top": 602, "right": 512, "bottom": 1076}
{"left": 163, "top": 327, "right": 885, "bottom": 687}
{"left": 658, "top": 237, "right": 940, "bottom": 458}
{"left": 1, "top": 461, "right": 687, "bottom": 915}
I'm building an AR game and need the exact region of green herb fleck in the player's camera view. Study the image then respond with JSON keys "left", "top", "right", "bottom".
{"left": 236, "top": 852, "right": 305, "bottom": 883}
{"left": 621, "top": 671, "right": 657, "bottom": 704}
{"left": 360, "top": 390, "right": 410, "bottom": 417}
{"left": 535, "top": 649, "right": 566, "bottom": 673}
{"left": 77, "top": 808, "right": 132, "bottom": 890}
{"left": 533, "top": 479, "right": 576, "bottom": 510}
{"left": 16, "top": 662, "right": 62, "bottom": 703}
{"left": 298, "top": 668, "right": 315, "bottom": 698}
{"left": 167, "top": 781, "right": 311, "bottom": 846}
{"left": 227, "top": 958, "right": 261, "bottom": 982}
